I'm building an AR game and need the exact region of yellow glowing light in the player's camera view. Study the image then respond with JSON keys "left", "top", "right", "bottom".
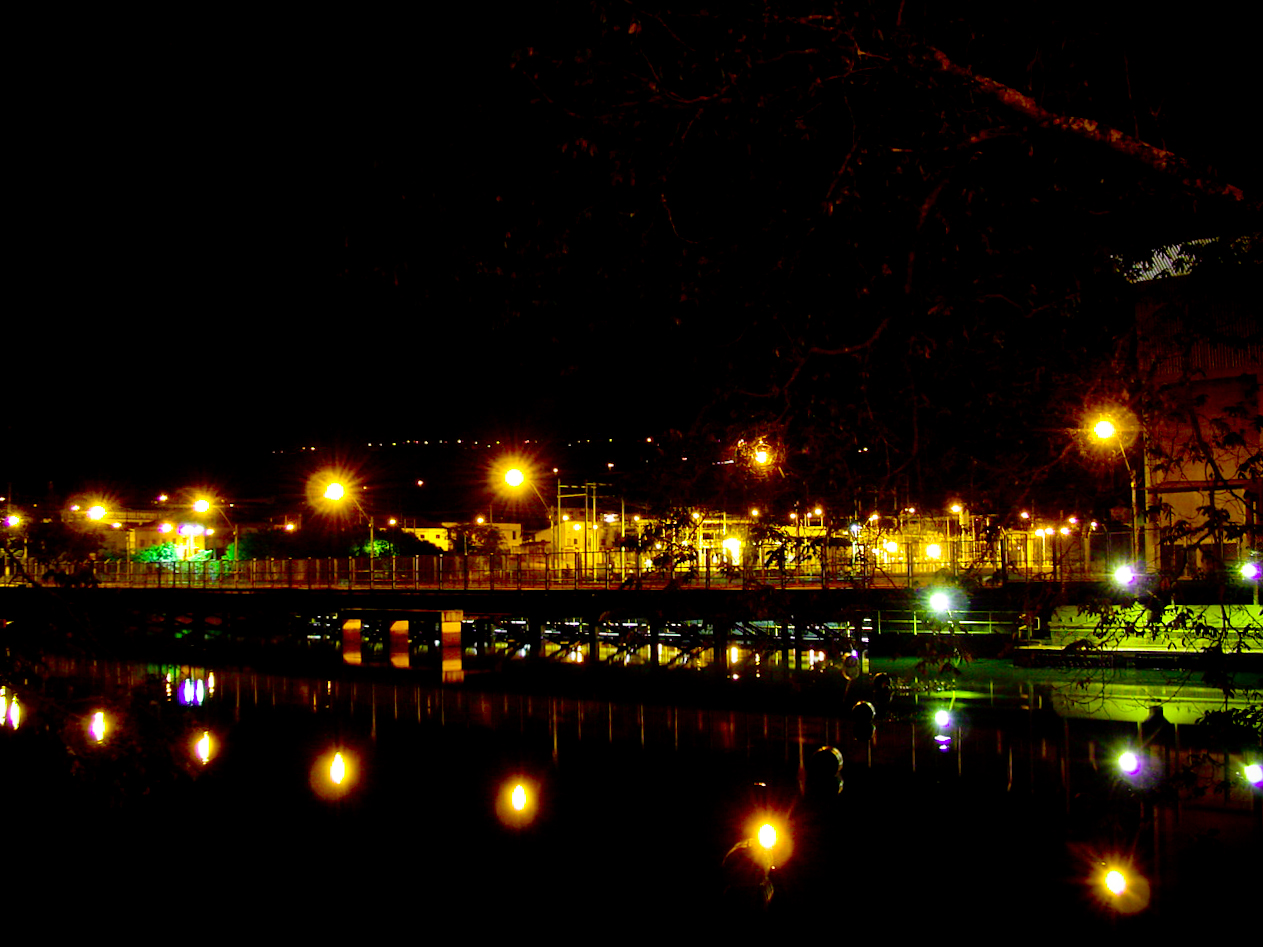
{"left": 90, "top": 711, "right": 106, "bottom": 743}
{"left": 330, "top": 752, "right": 346, "bottom": 785}
{"left": 572, "top": 523, "right": 582, "bottom": 531}
{"left": 757, "top": 824, "right": 777, "bottom": 849}
{"left": 753, "top": 449, "right": 770, "bottom": 465}
{"left": 504, "top": 468, "right": 525, "bottom": 487}
{"left": 1105, "top": 869, "right": 1126, "bottom": 895}
{"left": 324, "top": 482, "right": 346, "bottom": 501}
{"left": 87, "top": 505, "right": 107, "bottom": 520}
{"left": 925, "top": 543, "right": 942, "bottom": 560}
{"left": 730, "top": 645, "right": 740, "bottom": 664}
{"left": 511, "top": 784, "right": 527, "bottom": 811}
{"left": 193, "top": 499, "right": 211, "bottom": 513}
{"left": 6, "top": 696, "right": 18, "bottom": 730}
{"left": 950, "top": 504, "right": 962, "bottom": 514}
{"left": 196, "top": 731, "right": 212, "bottom": 764}
{"left": 1094, "top": 420, "right": 1117, "bottom": 440}
{"left": 884, "top": 541, "right": 899, "bottom": 554}
{"left": 159, "top": 523, "right": 173, "bottom": 534}
{"left": 1243, "top": 763, "right": 1262, "bottom": 784}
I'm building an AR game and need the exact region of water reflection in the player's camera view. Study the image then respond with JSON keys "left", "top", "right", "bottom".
{"left": 7, "top": 654, "right": 1260, "bottom": 932}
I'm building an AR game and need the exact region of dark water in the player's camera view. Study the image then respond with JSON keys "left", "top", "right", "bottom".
{"left": 3, "top": 657, "right": 1258, "bottom": 936}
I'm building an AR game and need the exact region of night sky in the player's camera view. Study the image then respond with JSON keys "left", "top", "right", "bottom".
{"left": 7, "top": 3, "right": 1258, "bottom": 511}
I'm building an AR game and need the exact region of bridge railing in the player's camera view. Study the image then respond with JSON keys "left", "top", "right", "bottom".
{"left": 14, "top": 548, "right": 1099, "bottom": 591}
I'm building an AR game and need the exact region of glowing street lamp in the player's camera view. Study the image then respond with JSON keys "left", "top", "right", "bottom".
{"left": 1093, "top": 416, "right": 1142, "bottom": 569}
{"left": 193, "top": 497, "right": 239, "bottom": 561}
{"left": 502, "top": 466, "right": 556, "bottom": 550}
{"left": 321, "top": 480, "right": 376, "bottom": 557}
{"left": 1118, "top": 750, "right": 1141, "bottom": 776}
{"left": 1240, "top": 560, "right": 1260, "bottom": 605}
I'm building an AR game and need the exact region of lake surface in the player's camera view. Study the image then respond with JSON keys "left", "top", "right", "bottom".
{"left": 2, "top": 654, "right": 1258, "bottom": 936}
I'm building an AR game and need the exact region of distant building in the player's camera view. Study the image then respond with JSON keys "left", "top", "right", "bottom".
{"left": 1131, "top": 239, "right": 1261, "bottom": 576}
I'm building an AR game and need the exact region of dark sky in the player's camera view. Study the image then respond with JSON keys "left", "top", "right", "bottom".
{"left": 7, "top": 4, "right": 1257, "bottom": 505}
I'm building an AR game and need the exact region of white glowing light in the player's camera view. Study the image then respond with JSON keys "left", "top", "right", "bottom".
{"left": 757, "top": 824, "right": 777, "bottom": 849}
{"left": 330, "top": 752, "right": 346, "bottom": 785}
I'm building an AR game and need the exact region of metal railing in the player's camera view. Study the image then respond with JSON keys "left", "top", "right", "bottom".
{"left": 5, "top": 541, "right": 1137, "bottom": 592}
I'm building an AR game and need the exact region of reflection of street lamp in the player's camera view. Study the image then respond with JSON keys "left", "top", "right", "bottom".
{"left": 323, "top": 482, "right": 376, "bottom": 557}
{"left": 1093, "top": 418, "right": 1141, "bottom": 568}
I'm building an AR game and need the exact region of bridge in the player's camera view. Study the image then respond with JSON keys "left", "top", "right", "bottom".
{"left": 7, "top": 556, "right": 1256, "bottom": 681}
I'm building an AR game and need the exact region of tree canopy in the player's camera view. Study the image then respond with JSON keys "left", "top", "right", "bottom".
{"left": 471, "top": 2, "right": 1258, "bottom": 517}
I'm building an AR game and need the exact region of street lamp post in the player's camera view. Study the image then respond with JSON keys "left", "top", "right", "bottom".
{"left": 324, "top": 482, "right": 376, "bottom": 558}
{"left": 194, "top": 498, "right": 239, "bottom": 561}
{"left": 1094, "top": 419, "right": 1141, "bottom": 569}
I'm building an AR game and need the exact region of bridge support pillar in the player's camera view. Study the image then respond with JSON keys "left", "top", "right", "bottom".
{"left": 713, "top": 621, "right": 729, "bottom": 679}
{"left": 389, "top": 620, "right": 410, "bottom": 669}
{"left": 527, "top": 616, "right": 543, "bottom": 659}
{"left": 342, "top": 619, "right": 362, "bottom": 666}
{"left": 585, "top": 616, "right": 599, "bottom": 665}
{"left": 441, "top": 609, "right": 464, "bottom": 683}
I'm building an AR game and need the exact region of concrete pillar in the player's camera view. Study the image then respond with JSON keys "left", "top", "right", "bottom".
{"left": 342, "top": 618, "right": 362, "bottom": 666}
{"left": 714, "top": 621, "right": 729, "bottom": 679}
{"left": 389, "top": 619, "right": 410, "bottom": 669}
{"left": 585, "top": 616, "right": 599, "bottom": 665}
{"left": 441, "top": 609, "right": 464, "bottom": 683}
{"left": 527, "top": 616, "right": 543, "bottom": 659}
